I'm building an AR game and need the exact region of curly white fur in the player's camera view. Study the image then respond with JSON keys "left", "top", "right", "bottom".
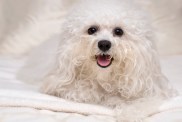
{"left": 19, "top": 0, "right": 177, "bottom": 121}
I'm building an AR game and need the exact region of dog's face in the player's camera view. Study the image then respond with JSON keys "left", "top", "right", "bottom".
{"left": 61, "top": 1, "right": 154, "bottom": 73}
{"left": 85, "top": 23, "right": 124, "bottom": 69}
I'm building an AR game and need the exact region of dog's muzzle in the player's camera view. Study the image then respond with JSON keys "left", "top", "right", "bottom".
{"left": 95, "top": 54, "right": 113, "bottom": 68}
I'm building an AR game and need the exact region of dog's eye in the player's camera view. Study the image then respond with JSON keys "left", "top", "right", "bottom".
{"left": 88, "top": 26, "right": 98, "bottom": 35}
{"left": 113, "top": 27, "right": 124, "bottom": 37}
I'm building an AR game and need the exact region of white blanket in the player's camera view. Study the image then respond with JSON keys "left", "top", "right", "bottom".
{"left": 0, "top": 56, "right": 182, "bottom": 122}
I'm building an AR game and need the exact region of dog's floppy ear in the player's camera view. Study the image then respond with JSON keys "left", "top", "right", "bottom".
{"left": 40, "top": 36, "right": 79, "bottom": 96}
{"left": 40, "top": 55, "right": 76, "bottom": 96}
{"left": 117, "top": 34, "right": 175, "bottom": 98}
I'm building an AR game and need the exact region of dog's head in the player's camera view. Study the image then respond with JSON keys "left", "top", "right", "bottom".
{"left": 57, "top": 0, "right": 173, "bottom": 98}
{"left": 60, "top": 0, "right": 155, "bottom": 73}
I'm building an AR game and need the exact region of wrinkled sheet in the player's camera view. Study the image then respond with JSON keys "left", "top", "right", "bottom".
{"left": 0, "top": 55, "right": 182, "bottom": 122}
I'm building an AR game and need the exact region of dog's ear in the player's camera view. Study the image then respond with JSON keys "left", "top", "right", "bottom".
{"left": 40, "top": 58, "right": 76, "bottom": 96}
{"left": 118, "top": 36, "right": 175, "bottom": 98}
{"left": 40, "top": 38, "right": 79, "bottom": 96}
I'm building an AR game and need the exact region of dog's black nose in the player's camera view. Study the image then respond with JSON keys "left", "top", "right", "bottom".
{"left": 98, "top": 40, "right": 111, "bottom": 52}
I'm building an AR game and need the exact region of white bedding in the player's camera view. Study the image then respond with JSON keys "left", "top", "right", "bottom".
{"left": 0, "top": 55, "right": 182, "bottom": 122}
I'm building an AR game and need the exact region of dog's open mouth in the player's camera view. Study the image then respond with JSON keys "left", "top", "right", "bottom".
{"left": 95, "top": 54, "right": 113, "bottom": 68}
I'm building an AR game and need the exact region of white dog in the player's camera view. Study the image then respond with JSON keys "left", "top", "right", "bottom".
{"left": 19, "top": 0, "right": 177, "bottom": 121}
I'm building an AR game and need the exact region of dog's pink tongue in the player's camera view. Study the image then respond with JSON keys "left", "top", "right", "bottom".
{"left": 97, "top": 55, "right": 111, "bottom": 67}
